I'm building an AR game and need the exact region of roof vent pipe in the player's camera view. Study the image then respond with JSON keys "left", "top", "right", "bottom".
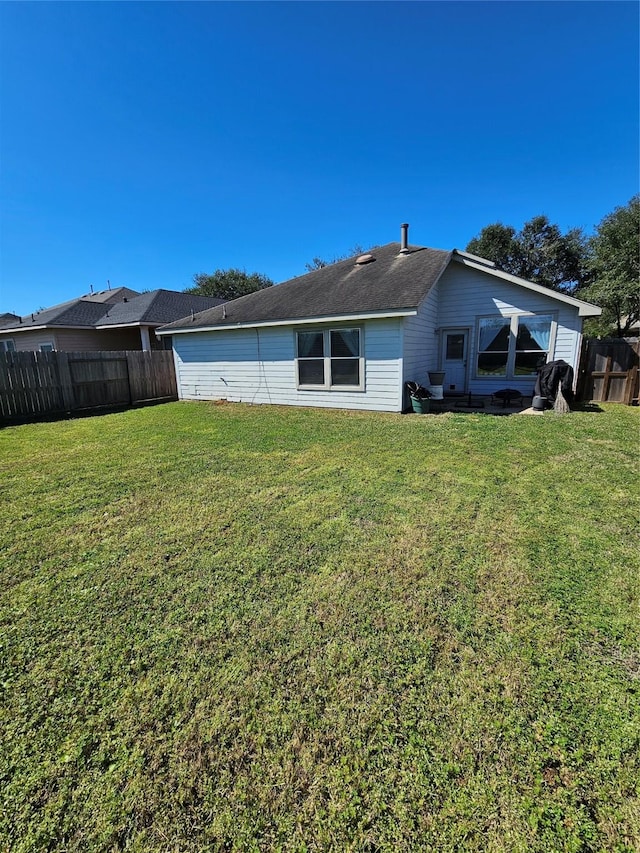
{"left": 400, "top": 223, "right": 409, "bottom": 253}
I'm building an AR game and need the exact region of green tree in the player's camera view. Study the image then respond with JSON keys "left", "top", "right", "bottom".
{"left": 185, "top": 268, "right": 274, "bottom": 300}
{"left": 581, "top": 196, "right": 640, "bottom": 337}
{"left": 465, "top": 223, "right": 520, "bottom": 272}
{"left": 466, "top": 216, "right": 590, "bottom": 293}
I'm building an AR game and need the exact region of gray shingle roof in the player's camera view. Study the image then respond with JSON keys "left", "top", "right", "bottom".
{"left": 0, "top": 313, "right": 20, "bottom": 325}
{"left": 0, "top": 288, "right": 140, "bottom": 330}
{"left": 0, "top": 288, "right": 225, "bottom": 332}
{"left": 96, "top": 290, "right": 225, "bottom": 327}
{"left": 160, "top": 243, "right": 452, "bottom": 331}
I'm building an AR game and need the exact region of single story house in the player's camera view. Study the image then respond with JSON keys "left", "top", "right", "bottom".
{"left": 0, "top": 288, "right": 226, "bottom": 353}
{"left": 157, "top": 225, "right": 602, "bottom": 413}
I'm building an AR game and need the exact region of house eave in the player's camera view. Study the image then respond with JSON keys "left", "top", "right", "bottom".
{"left": 451, "top": 254, "right": 602, "bottom": 317}
{"left": 157, "top": 308, "right": 418, "bottom": 336}
{"left": 0, "top": 323, "right": 98, "bottom": 333}
{"left": 95, "top": 321, "right": 152, "bottom": 330}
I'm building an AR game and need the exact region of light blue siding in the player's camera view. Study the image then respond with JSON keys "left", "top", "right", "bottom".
{"left": 173, "top": 318, "right": 404, "bottom": 412}
{"left": 437, "top": 263, "right": 583, "bottom": 395}
{"left": 171, "top": 262, "right": 586, "bottom": 412}
{"left": 402, "top": 283, "right": 439, "bottom": 386}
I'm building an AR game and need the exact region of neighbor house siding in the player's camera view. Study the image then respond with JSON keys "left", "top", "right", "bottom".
{"left": 437, "top": 263, "right": 583, "bottom": 394}
{"left": 0, "top": 327, "right": 146, "bottom": 352}
{"left": 0, "top": 330, "right": 59, "bottom": 352}
{"left": 55, "top": 328, "right": 145, "bottom": 352}
{"left": 173, "top": 317, "right": 404, "bottom": 412}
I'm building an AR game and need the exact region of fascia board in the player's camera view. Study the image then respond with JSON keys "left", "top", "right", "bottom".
{"left": 0, "top": 323, "right": 98, "bottom": 333}
{"left": 95, "top": 321, "right": 147, "bottom": 329}
{"left": 453, "top": 256, "right": 602, "bottom": 316}
{"left": 157, "top": 309, "right": 418, "bottom": 336}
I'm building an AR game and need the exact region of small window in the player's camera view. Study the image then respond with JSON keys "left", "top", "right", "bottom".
{"left": 296, "top": 328, "right": 363, "bottom": 390}
{"left": 0, "top": 339, "right": 16, "bottom": 352}
{"left": 40, "top": 343, "right": 54, "bottom": 352}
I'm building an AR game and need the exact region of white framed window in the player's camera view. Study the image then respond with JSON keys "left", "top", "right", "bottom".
{"left": 296, "top": 327, "right": 364, "bottom": 391}
{"left": 39, "top": 342, "right": 54, "bottom": 352}
{"left": 0, "top": 339, "right": 16, "bottom": 352}
{"left": 476, "top": 314, "right": 555, "bottom": 380}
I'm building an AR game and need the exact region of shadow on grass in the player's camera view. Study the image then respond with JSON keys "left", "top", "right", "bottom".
{"left": 0, "top": 397, "right": 177, "bottom": 429}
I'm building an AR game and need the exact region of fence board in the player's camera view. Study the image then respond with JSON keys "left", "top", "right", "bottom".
{"left": 578, "top": 338, "right": 640, "bottom": 405}
{"left": 0, "top": 349, "right": 177, "bottom": 422}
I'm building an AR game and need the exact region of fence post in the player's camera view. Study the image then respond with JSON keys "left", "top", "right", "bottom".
{"left": 624, "top": 366, "right": 639, "bottom": 406}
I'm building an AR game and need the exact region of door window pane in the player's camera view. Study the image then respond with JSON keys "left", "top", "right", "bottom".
{"left": 446, "top": 333, "right": 465, "bottom": 360}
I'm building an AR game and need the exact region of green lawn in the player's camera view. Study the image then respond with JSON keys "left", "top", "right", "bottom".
{"left": 1, "top": 401, "right": 638, "bottom": 852}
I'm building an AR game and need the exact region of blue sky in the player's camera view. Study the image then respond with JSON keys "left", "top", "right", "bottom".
{"left": 1, "top": 1, "right": 638, "bottom": 315}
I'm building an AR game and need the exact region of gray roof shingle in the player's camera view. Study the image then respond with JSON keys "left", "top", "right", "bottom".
{"left": 160, "top": 243, "right": 452, "bottom": 331}
{"left": 0, "top": 289, "right": 225, "bottom": 331}
{"left": 96, "top": 290, "right": 225, "bottom": 326}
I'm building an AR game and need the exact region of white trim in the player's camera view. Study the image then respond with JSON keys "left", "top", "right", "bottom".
{"left": 139, "top": 326, "right": 152, "bottom": 351}
{"left": 451, "top": 254, "right": 602, "bottom": 316}
{"left": 452, "top": 249, "right": 496, "bottom": 268}
{"left": 157, "top": 309, "right": 418, "bottom": 336}
{"left": 0, "top": 321, "right": 155, "bottom": 333}
{"left": 96, "top": 321, "right": 152, "bottom": 330}
{"left": 0, "top": 324, "right": 97, "bottom": 333}
{"left": 439, "top": 327, "right": 472, "bottom": 393}
{"left": 398, "top": 321, "right": 405, "bottom": 411}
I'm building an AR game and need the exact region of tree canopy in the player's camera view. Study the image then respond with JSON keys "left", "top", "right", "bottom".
{"left": 185, "top": 268, "right": 274, "bottom": 301}
{"left": 580, "top": 196, "right": 639, "bottom": 337}
{"left": 466, "top": 215, "right": 590, "bottom": 293}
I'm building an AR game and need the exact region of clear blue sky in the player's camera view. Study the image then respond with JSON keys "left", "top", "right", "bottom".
{"left": 1, "top": 1, "right": 638, "bottom": 315}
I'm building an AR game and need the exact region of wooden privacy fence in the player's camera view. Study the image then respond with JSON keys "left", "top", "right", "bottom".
{"left": 577, "top": 338, "right": 639, "bottom": 405}
{"left": 0, "top": 350, "right": 177, "bottom": 422}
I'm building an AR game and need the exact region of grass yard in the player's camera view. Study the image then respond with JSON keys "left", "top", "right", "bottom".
{"left": 1, "top": 401, "right": 638, "bottom": 852}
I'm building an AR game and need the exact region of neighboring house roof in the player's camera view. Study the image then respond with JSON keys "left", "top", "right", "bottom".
{"left": 0, "top": 288, "right": 226, "bottom": 333}
{"left": 0, "top": 287, "right": 140, "bottom": 331}
{"left": 159, "top": 241, "right": 601, "bottom": 335}
{"left": 95, "top": 290, "right": 226, "bottom": 327}
{"left": 0, "top": 313, "right": 20, "bottom": 325}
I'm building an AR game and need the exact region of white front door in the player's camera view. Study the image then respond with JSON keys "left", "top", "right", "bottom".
{"left": 441, "top": 329, "right": 468, "bottom": 393}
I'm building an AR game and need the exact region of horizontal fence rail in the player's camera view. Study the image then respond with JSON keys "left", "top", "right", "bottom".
{"left": 577, "top": 338, "right": 639, "bottom": 405}
{"left": 0, "top": 350, "right": 177, "bottom": 422}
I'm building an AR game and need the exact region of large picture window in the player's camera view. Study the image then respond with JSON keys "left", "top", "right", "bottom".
{"left": 476, "top": 314, "right": 553, "bottom": 380}
{"left": 296, "top": 328, "right": 363, "bottom": 390}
